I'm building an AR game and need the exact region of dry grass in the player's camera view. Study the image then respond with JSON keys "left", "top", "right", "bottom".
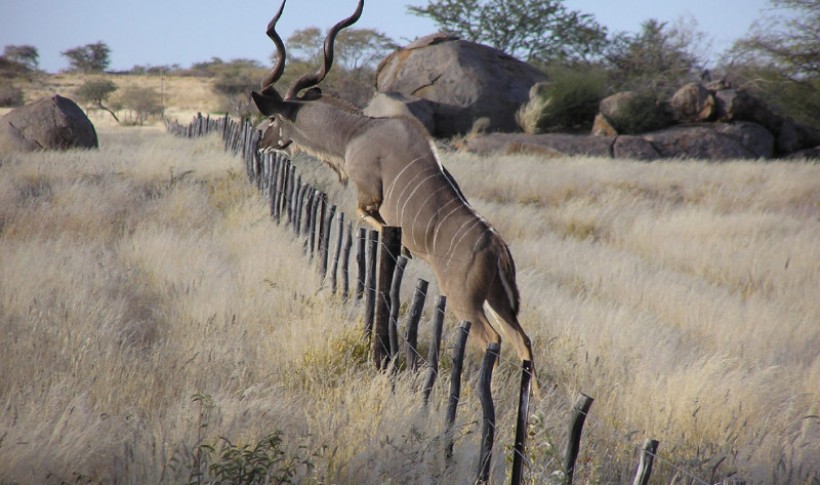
{"left": 1, "top": 128, "right": 818, "bottom": 484}
{"left": 1, "top": 73, "right": 219, "bottom": 129}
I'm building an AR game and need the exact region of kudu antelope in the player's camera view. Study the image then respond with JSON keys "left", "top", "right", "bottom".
{"left": 251, "top": 0, "right": 537, "bottom": 382}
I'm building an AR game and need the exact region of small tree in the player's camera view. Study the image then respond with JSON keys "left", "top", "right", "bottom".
{"left": 407, "top": 0, "right": 607, "bottom": 63}
{"left": 0, "top": 84, "right": 24, "bottom": 107}
{"left": 725, "top": 0, "right": 820, "bottom": 126}
{"left": 76, "top": 79, "right": 119, "bottom": 121}
{"left": 212, "top": 59, "right": 266, "bottom": 117}
{"left": 3, "top": 45, "right": 39, "bottom": 70}
{"left": 604, "top": 18, "right": 704, "bottom": 94}
{"left": 116, "top": 86, "right": 162, "bottom": 125}
{"left": 277, "top": 27, "right": 397, "bottom": 107}
{"left": 61, "top": 41, "right": 111, "bottom": 73}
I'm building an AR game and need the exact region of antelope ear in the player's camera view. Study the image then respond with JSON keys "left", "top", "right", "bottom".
{"left": 252, "top": 90, "right": 289, "bottom": 117}
{"left": 300, "top": 87, "right": 323, "bottom": 101}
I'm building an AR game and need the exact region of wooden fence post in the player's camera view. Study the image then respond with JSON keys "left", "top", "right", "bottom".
{"left": 277, "top": 157, "right": 291, "bottom": 223}
{"left": 564, "top": 393, "right": 594, "bottom": 485}
{"left": 445, "top": 321, "right": 471, "bottom": 459}
{"left": 285, "top": 165, "right": 296, "bottom": 225}
{"left": 308, "top": 191, "right": 322, "bottom": 259}
{"left": 363, "top": 229, "right": 378, "bottom": 341}
{"left": 321, "top": 204, "right": 335, "bottom": 280}
{"left": 272, "top": 153, "right": 280, "bottom": 218}
{"left": 341, "top": 221, "right": 353, "bottom": 301}
{"left": 294, "top": 183, "right": 307, "bottom": 236}
{"left": 388, "top": 256, "right": 408, "bottom": 360}
{"left": 303, "top": 189, "right": 316, "bottom": 255}
{"left": 317, "top": 193, "right": 328, "bottom": 268}
{"left": 632, "top": 439, "right": 659, "bottom": 485}
{"left": 330, "top": 212, "right": 345, "bottom": 295}
{"left": 355, "top": 227, "right": 366, "bottom": 301}
{"left": 422, "top": 296, "right": 446, "bottom": 406}
{"left": 372, "top": 226, "right": 402, "bottom": 369}
{"left": 404, "top": 278, "right": 429, "bottom": 372}
{"left": 511, "top": 359, "right": 534, "bottom": 485}
{"left": 477, "top": 342, "right": 500, "bottom": 485}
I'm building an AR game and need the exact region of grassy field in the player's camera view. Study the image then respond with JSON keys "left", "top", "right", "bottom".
{"left": 1, "top": 73, "right": 219, "bottom": 129}
{"left": 0, "top": 125, "right": 818, "bottom": 484}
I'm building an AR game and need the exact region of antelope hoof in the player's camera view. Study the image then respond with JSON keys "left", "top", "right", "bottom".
{"left": 357, "top": 209, "right": 384, "bottom": 231}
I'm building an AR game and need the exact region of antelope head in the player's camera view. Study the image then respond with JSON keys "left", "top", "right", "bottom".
{"left": 252, "top": 0, "right": 364, "bottom": 155}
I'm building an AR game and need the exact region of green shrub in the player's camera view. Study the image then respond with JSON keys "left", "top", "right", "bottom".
{"left": 606, "top": 91, "right": 672, "bottom": 134}
{"left": 516, "top": 67, "right": 607, "bottom": 133}
{"left": 0, "top": 83, "right": 24, "bottom": 107}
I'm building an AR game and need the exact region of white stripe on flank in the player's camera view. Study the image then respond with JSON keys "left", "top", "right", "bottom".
{"left": 443, "top": 218, "right": 483, "bottom": 272}
{"left": 425, "top": 196, "right": 460, "bottom": 254}
{"left": 402, "top": 175, "right": 450, "bottom": 249}
{"left": 412, "top": 184, "right": 452, "bottom": 251}
{"left": 431, "top": 201, "right": 465, "bottom": 256}
{"left": 400, "top": 173, "right": 440, "bottom": 230}
{"left": 384, "top": 154, "right": 426, "bottom": 202}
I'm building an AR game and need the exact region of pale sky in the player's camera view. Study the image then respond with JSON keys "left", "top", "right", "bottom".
{"left": 0, "top": 0, "right": 775, "bottom": 73}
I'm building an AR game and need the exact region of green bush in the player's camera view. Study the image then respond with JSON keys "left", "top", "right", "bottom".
{"left": 606, "top": 91, "right": 672, "bottom": 135}
{"left": 114, "top": 86, "right": 163, "bottom": 125}
{"left": 516, "top": 67, "right": 607, "bottom": 133}
{"left": 0, "top": 83, "right": 24, "bottom": 107}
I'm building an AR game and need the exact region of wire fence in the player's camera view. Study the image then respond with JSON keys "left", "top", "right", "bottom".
{"left": 167, "top": 113, "right": 747, "bottom": 485}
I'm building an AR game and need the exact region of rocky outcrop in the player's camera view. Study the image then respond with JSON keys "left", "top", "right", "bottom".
{"left": 375, "top": 33, "right": 547, "bottom": 137}
{"left": 460, "top": 122, "right": 776, "bottom": 161}
{"left": 0, "top": 95, "right": 98, "bottom": 154}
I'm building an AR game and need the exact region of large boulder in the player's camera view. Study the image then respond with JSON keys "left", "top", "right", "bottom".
{"left": 375, "top": 33, "right": 548, "bottom": 137}
{"left": 0, "top": 95, "right": 98, "bottom": 154}
{"left": 363, "top": 92, "right": 436, "bottom": 134}
{"left": 669, "top": 82, "right": 716, "bottom": 122}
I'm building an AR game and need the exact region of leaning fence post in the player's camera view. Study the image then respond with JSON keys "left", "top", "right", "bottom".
{"left": 372, "top": 226, "right": 402, "bottom": 369}
{"left": 355, "top": 227, "right": 367, "bottom": 301}
{"left": 511, "top": 359, "right": 534, "bottom": 485}
{"left": 285, "top": 164, "right": 296, "bottom": 225}
{"left": 476, "top": 342, "right": 499, "bottom": 485}
{"left": 422, "top": 296, "right": 446, "bottom": 405}
{"left": 363, "top": 229, "right": 378, "bottom": 341}
{"left": 319, "top": 203, "right": 335, "bottom": 280}
{"left": 341, "top": 221, "right": 353, "bottom": 302}
{"left": 317, "top": 194, "right": 328, "bottom": 270}
{"left": 330, "top": 212, "right": 345, "bottom": 295}
{"left": 632, "top": 439, "right": 659, "bottom": 485}
{"left": 564, "top": 393, "right": 594, "bottom": 485}
{"left": 445, "top": 321, "right": 471, "bottom": 459}
{"left": 303, "top": 189, "right": 316, "bottom": 256}
{"left": 404, "top": 278, "right": 429, "bottom": 372}
{"left": 388, "top": 256, "right": 408, "bottom": 361}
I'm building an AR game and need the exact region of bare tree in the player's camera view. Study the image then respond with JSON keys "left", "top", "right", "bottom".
{"left": 725, "top": 0, "right": 820, "bottom": 126}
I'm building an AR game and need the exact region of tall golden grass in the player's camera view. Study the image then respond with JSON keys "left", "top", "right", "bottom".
{"left": 1, "top": 127, "right": 817, "bottom": 484}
